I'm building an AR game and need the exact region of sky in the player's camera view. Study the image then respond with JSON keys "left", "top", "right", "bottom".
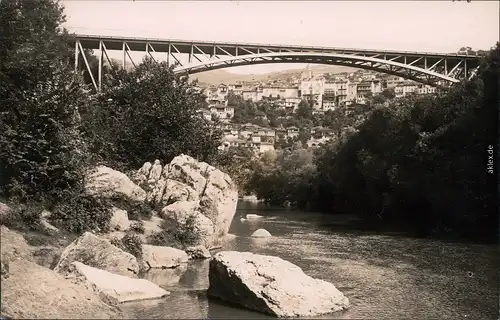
{"left": 62, "top": 0, "right": 499, "bottom": 74}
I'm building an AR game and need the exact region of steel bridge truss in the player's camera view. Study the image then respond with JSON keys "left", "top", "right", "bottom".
{"left": 73, "top": 35, "right": 481, "bottom": 91}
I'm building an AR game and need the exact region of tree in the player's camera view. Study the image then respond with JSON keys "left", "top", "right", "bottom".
{"left": 381, "top": 88, "right": 396, "bottom": 99}
{"left": 0, "top": 0, "right": 91, "bottom": 202}
{"left": 296, "top": 100, "right": 313, "bottom": 119}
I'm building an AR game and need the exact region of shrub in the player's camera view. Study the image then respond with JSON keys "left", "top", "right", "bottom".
{"left": 125, "top": 201, "right": 153, "bottom": 221}
{"left": 128, "top": 221, "right": 145, "bottom": 234}
{"left": 120, "top": 232, "right": 143, "bottom": 260}
{"left": 148, "top": 214, "right": 201, "bottom": 249}
{"left": 49, "top": 193, "right": 113, "bottom": 234}
{"left": 1, "top": 201, "right": 44, "bottom": 231}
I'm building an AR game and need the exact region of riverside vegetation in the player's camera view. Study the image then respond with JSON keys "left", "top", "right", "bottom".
{"left": 220, "top": 46, "right": 499, "bottom": 243}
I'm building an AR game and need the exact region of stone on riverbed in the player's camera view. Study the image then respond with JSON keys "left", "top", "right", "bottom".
{"left": 246, "top": 214, "right": 263, "bottom": 219}
{"left": 207, "top": 251, "right": 349, "bottom": 317}
{"left": 251, "top": 229, "right": 272, "bottom": 238}
{"left": 69, "top": 262, "right": 169, "bottom": 305}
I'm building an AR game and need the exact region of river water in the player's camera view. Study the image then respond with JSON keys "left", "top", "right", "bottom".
{"left": 122, "top": 201, "right": 499, "bottom": 319}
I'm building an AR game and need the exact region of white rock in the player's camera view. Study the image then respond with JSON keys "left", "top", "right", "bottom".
{"left": 208, "top": 251, "right": 349, "bottom": 317}
{"left": 185, "top": 245, "right": 211, "bottom": 260}
{"left": 142, "top": 245, "right": 188, "bottom": 269}
{"left": 246, "top": 214, "right": 263, "bottom": 219}
{"left": 110, "top": 207, "right": 130, "bottom": 231}
{"left": 40, "top": 219, "right": 59, "bottom": 235}
{"left": 85, "top": 165, "right": 146, "bottom": 203}
{"left": 199, "top": 168, "right": 238, "bottom": 243}
{"left": 167, "top": 157, "right": 207, "bottom": 194}
{"left": 161, "top": 179, "right": 199, "bottom": 205}
{"left": 40, "top": 209, "right": 51, "bottom": 219}
{"left": 54, "top": 232, "right": 139, "bottom": 277}
{"left": 149, "top": 160, "right": 163, "bottom": 182}
{"left": 70, "top": 262, "right": 169, "bottom": 304}
{"left": 160, "top": 200, "right": 199, "bottom": 223}
{"left": 138, "top": 162, "right": 152, "bottom": 177}
{"left": 251, "top": 229, "right": 272, "bottom": 238}
{"left": 148, "top": 177, "right": 167, "bottom": 207}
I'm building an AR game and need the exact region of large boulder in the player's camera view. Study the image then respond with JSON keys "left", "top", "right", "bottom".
{"left": 207, "top": 251, "right": 349, "bottom": 317}
{"left": 69, "top": 262, "right": 169, "bottom": 304}
{"left": 1, "top": 259, "right": 122, "bottom": 319}
{"left": 1, "top": 226, "right": 32, "bottom": 262}
{"left": 54, "top": 232, "right": 139, "bottom": 277}
{"left": 85, "top": 165, "right": 146, "bottom": 204}
{"left": 137, "top": 155, "right": 238, "bottom": 249}
{"left": 141, "top": 245, "right": 188, "bottom": 269}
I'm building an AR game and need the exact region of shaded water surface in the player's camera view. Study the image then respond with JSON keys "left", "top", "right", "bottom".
{"left": 122, "top": 202, "right": 499, "bottom": 319}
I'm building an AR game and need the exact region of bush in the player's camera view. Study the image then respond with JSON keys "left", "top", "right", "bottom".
{"left": 1, "top": 201, "right": 44, "bottom": 231}
{"left": 128, "top": 221, "right": 145, "bottom": 234}
{"left": 125, "top": 201, "right": 153, "bottom": 221}
{"left": 148, "top": 215, "right": 201, "bottom": 249}
{"left": 49, "top": 193, "right": 113, "bottom": 234}
{"left": 121, "top": 232, "right": 143, "bottom": 260}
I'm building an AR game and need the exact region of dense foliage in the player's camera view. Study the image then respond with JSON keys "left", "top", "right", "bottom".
{"left": 81, "top": 57, "right": 223, "bottom": 170}
{"left": 148, "top": 215, "right": 202, "bottom": 249}
{"left": 247, "top": 45, "right": 499, "bottom": 242}
{"left": 0, "top": 0, "right": 89, "bottom": 203}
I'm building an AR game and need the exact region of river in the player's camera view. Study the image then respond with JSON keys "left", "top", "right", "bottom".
{"left": 122, "top": 201, "right": 499, "bottom": 319}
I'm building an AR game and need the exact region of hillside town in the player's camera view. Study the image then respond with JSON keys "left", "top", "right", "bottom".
{"left": 198, "top": 67, "right": 439, "bottom": 154}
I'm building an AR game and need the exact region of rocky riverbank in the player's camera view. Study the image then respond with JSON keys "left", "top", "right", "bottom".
{"left": 0, "top": 154, "right": 239, "bottom": 318}
{"left": 1, "top": 154, "right": 349, "bottom": 319}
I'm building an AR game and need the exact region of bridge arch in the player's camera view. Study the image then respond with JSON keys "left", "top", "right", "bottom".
{"left": 174, "top": 52, "right": 460, "bottom": 86}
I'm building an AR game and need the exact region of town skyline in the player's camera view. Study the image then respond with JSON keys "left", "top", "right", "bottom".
{"left": 62, "top": 0, "right": 499, "bottom": 75}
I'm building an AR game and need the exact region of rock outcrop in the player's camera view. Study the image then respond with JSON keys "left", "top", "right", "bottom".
{"left": 85, "top": 165, "right": 147, "bottom": 204}
{"left": 251, "top": 229, "right": 272, "bottom": 238}
{"left": 207, "top": 251, "right": 349, "bottom": 318}
{"left": 141, "top": 245, "right": 188, "bottom": 269}
{"left": 134, "top": 155, "right": 238, "bottom": 248}
{"left": 1, "top": 259, "right": 122, "bottom": 319}
{"left": 54, "top": 232, "right": 139, "bottom": 277}
{"left": 69, "top": 262, "right": 169, "bottom": 304}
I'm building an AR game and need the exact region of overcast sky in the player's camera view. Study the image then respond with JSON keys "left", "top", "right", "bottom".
{"left": 62, "top": 0, "right": 499, "bottom": 74}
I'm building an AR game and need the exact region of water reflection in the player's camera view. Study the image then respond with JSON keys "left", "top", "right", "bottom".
{"left": 122, "top": 201, "right": 499, "bottom": 320}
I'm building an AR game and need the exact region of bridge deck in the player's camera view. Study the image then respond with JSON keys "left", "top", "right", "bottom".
{"left": 73, "top": 34, "right": 479, "bottom": 62}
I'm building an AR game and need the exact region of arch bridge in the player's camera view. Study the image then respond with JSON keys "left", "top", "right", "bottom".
{"left": 72, "top": 34, "right": 482, "bottom": 92}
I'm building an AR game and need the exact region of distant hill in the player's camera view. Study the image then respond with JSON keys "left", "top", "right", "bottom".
{"left": 190, "top": 65, "right": 359, "bottom": 85}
